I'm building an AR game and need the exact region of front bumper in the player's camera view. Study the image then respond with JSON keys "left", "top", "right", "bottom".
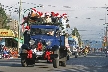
{"left": 20, "top": 53, "right": 36, "bottom": 59}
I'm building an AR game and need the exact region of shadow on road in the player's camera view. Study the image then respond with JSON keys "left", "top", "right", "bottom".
{"left": 38, "top": 66, "right": 49, "bottom": 68}
{"left": 0, "top": 59, "right": 51, "bottom": 68}
{"left": 61, "top": 66, "right": 108, "bottom": 72}
{"left": 0, "top": 62, "right": 22, "bottom": 67}
{"left": 0, "top": 71, "right": 4, "bottom": 72}
{"left": 47, "top": 65, "right": 108, "bottom": 72}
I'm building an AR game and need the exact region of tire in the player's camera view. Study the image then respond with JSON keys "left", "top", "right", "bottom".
{"left": 21, "top": 58, "right": 28, "bottom": 67}
{"left": 32, "top": 59, "right": 35, "bottom": 67}
{"left": 47, "top": 60, "right": 52, "bottom": 63}
{"left": 75, "top": 55, "right": 78, "bottom": 58}
{"left": 53, "top": 49, "right": 59, "bottom": 68}
{"left": 67, "top": 55, "right": 70, "bottom": 60}
{"left": 31, "top": 63, "right": 35, "bottom": 67}
{"left": 53, "top": 58, "right": 59, "bottom": 68}
{"left": 61, "top": 61, "right": 66, "bottom": 67}
{"left": 84, "top": 54, "right": 86, "bottom": 57}
{"left": 61, "top": 57, "right": 66, "bottom": 67}
{"left": 75, "top": 53, "right": 78, "bottom": 58}
{"left": 79, "top": 52, "right": 81, "bottom": 56}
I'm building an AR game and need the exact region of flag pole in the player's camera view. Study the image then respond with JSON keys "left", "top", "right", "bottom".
{"left": 18, "top": 0, "right": 21, "bottom": 53}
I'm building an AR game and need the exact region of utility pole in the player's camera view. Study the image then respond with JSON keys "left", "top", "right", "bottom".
{"left": 106, "top": 26, "right": 108, "bottom": 49}
{"left": 105, "top": 4, "right": 108, "bottom": 49}
{"left": 18, "top": 0, "right": 21, "bottom": 53}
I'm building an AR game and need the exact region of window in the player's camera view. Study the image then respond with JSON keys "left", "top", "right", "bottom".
{"left": 31, "top": 28, "right": 55, "bottom": 36}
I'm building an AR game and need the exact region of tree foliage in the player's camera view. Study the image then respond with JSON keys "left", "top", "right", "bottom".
{"left": 72, "top": 27, "right": 80, "bottom": 37}
{"left": 72, "top": 27, "right": 82, "bottom": 47}
{"left": 0, "top": 6, "right": 8, "bottom": 28}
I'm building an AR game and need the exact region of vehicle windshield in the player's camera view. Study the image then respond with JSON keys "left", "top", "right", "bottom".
{"left": 30, "top": 28, "right": 55, "bottom": 36}
{"left": 68, "top": 40, "right": 76, "bottom": 45}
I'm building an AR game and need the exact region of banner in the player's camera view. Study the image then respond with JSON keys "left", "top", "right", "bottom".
{"left": 0, "top": 29, "right": 15, "bottom": 38}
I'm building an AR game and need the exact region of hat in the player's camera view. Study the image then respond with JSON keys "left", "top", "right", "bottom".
{"left": 62, "top": 13, "right": 68, "bottom": 17}
{"left": 51, "top": 12, "right": 55, "bottom": 16}
{"left": 57, "top": 15, "right": 61, "bottom": 17}
{"left": 45, "top": 12, "right": 50, "bottom": 16}
{"left": 64, "top": 15, "right": 67, "bottom": 17}
{"left": 31, "top": 8, "right": 37, "bottom": 13}
{"left": 55, "top": 13, "right": 59, "bottom": 17}
{"left": 25, "top": 26, "right": 30, "bottom": 30}
{"left": 41, "top": 13, "right": 45, "bottom": 17}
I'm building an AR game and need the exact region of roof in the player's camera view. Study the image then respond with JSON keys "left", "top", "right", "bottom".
{"left": 31, "top": 25, "right": 59, "bottom": 29}
{"left": 14, "top": 38, "right": 23, "bottom": 43}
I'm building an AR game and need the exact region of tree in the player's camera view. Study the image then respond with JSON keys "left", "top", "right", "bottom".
{"left": 72, "top": 27, "right": 80, "bottom": 37}
{"left": 0, "top": 4, "right": 8, "bottom": 28}
{"left": 71, "top": 27, "right": 82, "bottom": 47}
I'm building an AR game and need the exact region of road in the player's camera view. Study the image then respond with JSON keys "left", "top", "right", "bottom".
{"left": 0, "top": 52, "right": 108, "bottom": 72}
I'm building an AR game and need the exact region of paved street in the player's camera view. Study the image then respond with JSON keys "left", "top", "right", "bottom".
{"left": 0, "top": 52, "right": 108, "bottom": 72}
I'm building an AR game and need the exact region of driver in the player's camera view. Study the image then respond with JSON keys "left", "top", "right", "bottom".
{"left": 35, "top": 28, "right": 41, "bottom": 34}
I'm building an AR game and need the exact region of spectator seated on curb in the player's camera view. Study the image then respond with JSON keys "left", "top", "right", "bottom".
{"left": 3, "top": 48, "right": 10, "bottom": 59}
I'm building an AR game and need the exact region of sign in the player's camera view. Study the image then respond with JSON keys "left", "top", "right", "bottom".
{"left": 0, "top": 29, "right": 15, "bottom": 38}
{"left": 0, "top": 31, "right": 8, "bottom": 36}
{"left": 1, "top": 32, "right": 8, "bottom": 34}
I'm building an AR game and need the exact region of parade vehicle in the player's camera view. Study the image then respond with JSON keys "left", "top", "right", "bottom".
{"left": 20, "top": 23, "right": 70, "bottom": 68}
{"left": 19, "top": 8, "right": 71, "bottom": 68}
{"left": 68, "top": 36, "right": 79, "bottom": 58}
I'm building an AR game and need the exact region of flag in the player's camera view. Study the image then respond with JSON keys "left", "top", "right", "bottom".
{"left": 22, "top": 24, "right": 24, "bottom": 32}
{"left": 21, "top": 19, "right": 25, "bottom": 32}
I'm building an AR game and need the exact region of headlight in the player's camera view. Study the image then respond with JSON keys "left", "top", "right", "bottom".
{"left": 29, "top": 39, "right": 35, "bottom": 45}
{"left": 46, "top": 40, "right": 51, "bottom": 46}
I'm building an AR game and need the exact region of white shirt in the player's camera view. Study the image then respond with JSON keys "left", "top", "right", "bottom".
{"left": 44, "top": 17, "right": 52, "bottom": 23}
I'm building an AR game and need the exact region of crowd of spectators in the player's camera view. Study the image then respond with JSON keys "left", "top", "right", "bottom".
{"left": 0, "top": 45, "right": 18, "bottom": 59}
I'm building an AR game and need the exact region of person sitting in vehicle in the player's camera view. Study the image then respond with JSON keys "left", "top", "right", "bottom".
{"left": 47, "top": 30, "right": 54, "bottom": 36}
{"left": 35, "top": 28, "right": 42, "bottom": 34}
{"left": 29, "top": 8, "right": 42, "bottom": 23}
{"left": 43, "top": 12, "right": 52, "bottom": 23}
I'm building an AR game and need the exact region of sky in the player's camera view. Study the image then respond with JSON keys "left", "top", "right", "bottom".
{"left": 0, "top": 0, "right": 108, "bottom": 41}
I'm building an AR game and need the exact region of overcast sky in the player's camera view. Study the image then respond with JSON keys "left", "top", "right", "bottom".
{"left": 0, "top": 0, "right": 108, "bottom": 41}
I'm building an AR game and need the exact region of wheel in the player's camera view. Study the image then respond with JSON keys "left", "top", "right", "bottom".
{"left": 79, "top": 52, "right": 81, "bottom": 56}
{"left": 31, "top": 59, "right": 35, "bottom": 67}
{"left": 75, "top": 53, "right": 78, "bottom": 58}
{"left": 61, "top": 57, "right": 66, "bottom": 67}
{"left": 53, "top": 49, "right": 59, "bottom": 68}
{"left": 106, "top": 54, "right": 107, "bottom": 57}
{"left": 53, "top": 58, "right": 59, "bottom": 68}
{"left": 47, "top": 60, "right": 52, "bottom": 63}
{"left": 84, "top": 54, "right": 86, "bottom": 57}
{"left": 31, "top": 63, "right": 35, "bottom": 67}
{"left": 67, "top": 55, "right": 70, "bottom": 60}
{"left": 61, "top": 61, "right": 66, "bottom": 67}
{"left": 21, "top": 58, "right": 28, "bottom": 67}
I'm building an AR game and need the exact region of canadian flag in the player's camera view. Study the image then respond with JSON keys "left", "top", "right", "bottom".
{"left": 22, "top": 25, "right": 24, "bottom": 32}
{"left": 21, "top": 19, "right": 25, "bottom": 32}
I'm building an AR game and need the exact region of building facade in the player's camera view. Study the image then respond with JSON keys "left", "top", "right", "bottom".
{"left": 7, "top": 15, "right": 18, "bottom": 32}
